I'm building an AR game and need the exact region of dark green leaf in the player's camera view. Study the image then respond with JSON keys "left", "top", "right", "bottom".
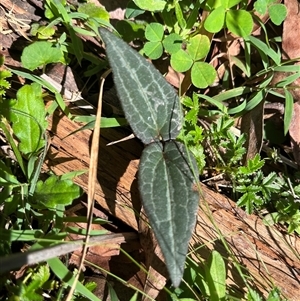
{"left": 138, "top": 141, "right": 199, "bottom": 286}
{"left": 99, "top": 28, "right": 182, "bottom": 144}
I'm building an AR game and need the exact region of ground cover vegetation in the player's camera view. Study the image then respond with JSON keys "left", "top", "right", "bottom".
{"left": 0, "top": 0, "right": 299, "bottom": 300}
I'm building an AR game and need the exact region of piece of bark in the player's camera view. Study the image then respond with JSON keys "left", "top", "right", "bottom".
{"left": 44, "top": 107, "right": 300, "bottom": 300}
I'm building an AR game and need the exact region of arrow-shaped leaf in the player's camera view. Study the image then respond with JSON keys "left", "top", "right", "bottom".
{"left": 99, "top": 28, "right": 200, "bottom": 287}
{"left": 99, "top": 28, "right": 182, "bottom": 144}
{"left": 138, "top": 141, "right": 199, "bottom": 286}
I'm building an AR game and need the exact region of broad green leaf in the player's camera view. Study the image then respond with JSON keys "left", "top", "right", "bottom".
{"left": 10, "top": 83, "right": 48, "bottom": 155}
{"left": 268, "top": 4, "right": 287, "bottom": 26}
{"left": 100, "top": 28, "right": 182, "bottom": 144}
{"left": 133, "top": 0, "right": 166, "bottom": 12}
{"left": 205, "top": 250, "right": 226, "bottom": 300}
{"left": 187, "top": 34, "right": 210, "bottom": 61}
{"left": 21, "top": 41, "right": 65, "bottom": 71}
{"left": 143, "top": 41, "right": 164, "bottom": 59}
{"left": 191, "top": 62, "right": 217, "bottom": 88}
{"left": 145, "top": 23, "right": 164, "bottom": 42}
{"left": 163, "top": 33, "right": 182, "bottom": 54}
{"left": 33, "top": 175, "right": 82, "bottom": 209}
{"left": 284, "top": 89, "right": 293, "bottom": 136}
{"left": 138, "top": 141, "right": 199, "bottom": 287}
{"left": 78, "top": 3, "right": 110, "bottom": 21}
{"left": 171, "top": 49, "right": 193, "bottom": 72}
{"left": 226, "top": 10, "right": 253, "bottom": 37}
{"left": 204, "top": 6, "right": 226, "bottom": 33}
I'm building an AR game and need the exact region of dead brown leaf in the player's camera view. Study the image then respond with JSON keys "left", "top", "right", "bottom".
{"left": 289, "top": 101, "right": 300, "bottom": 166}
{"left": 281, "top": 0, "right": 300, "bottom": 165}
